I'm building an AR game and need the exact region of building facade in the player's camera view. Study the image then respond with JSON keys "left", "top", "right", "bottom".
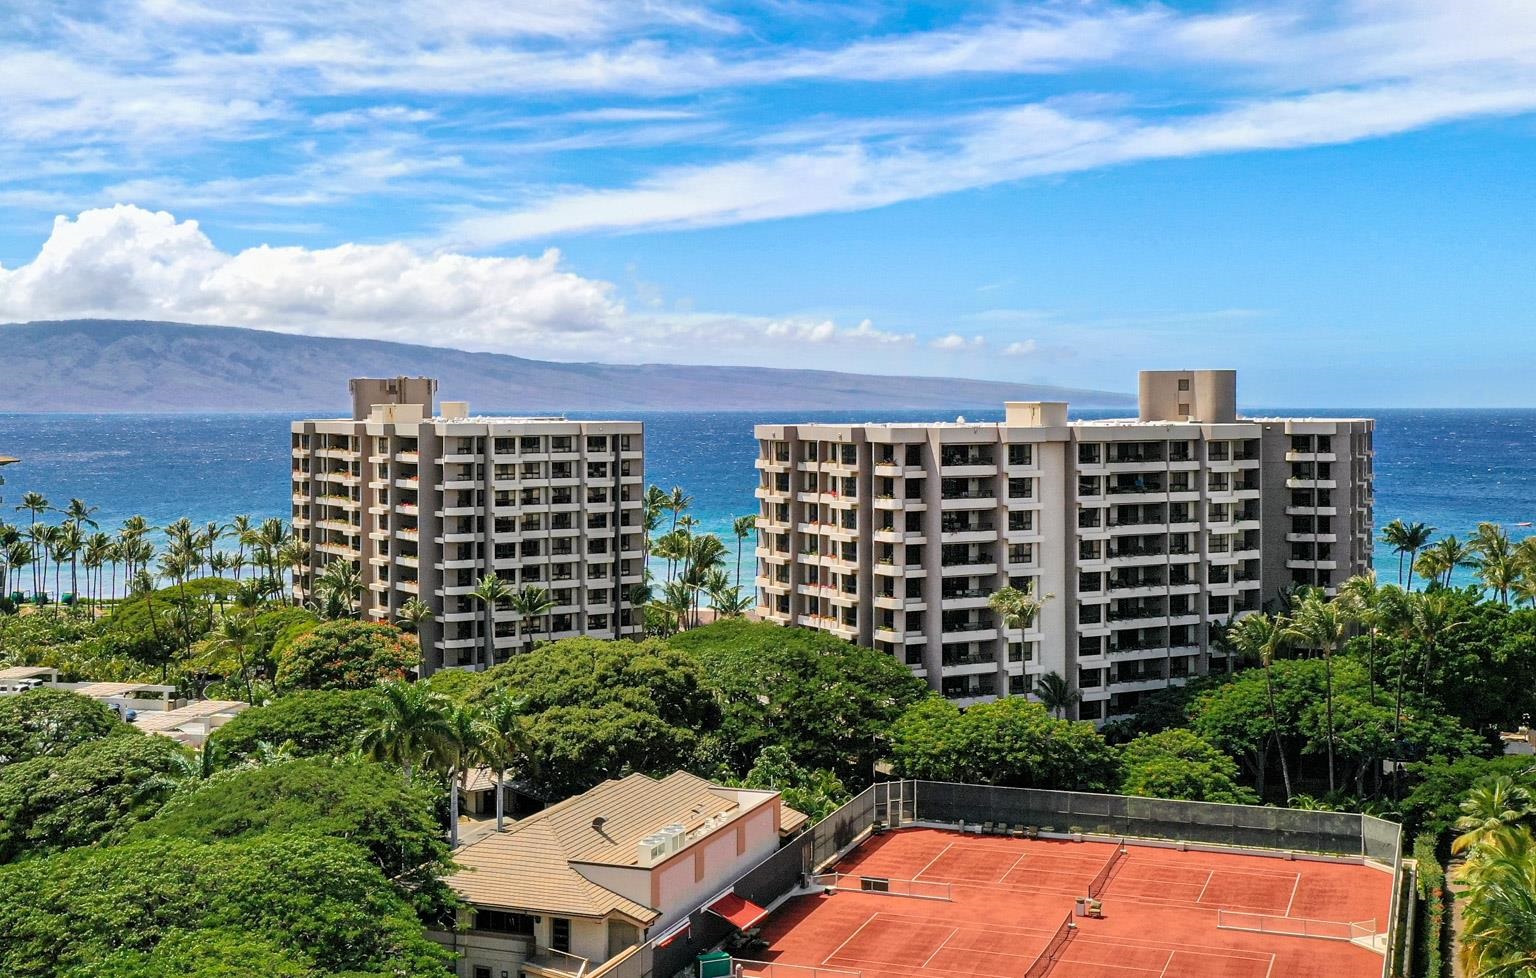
{"left": 753, "top": 370, "right": 1373, "bottom": 722}
{"left": 291, "top": 378, "right": 647, "bottom": 672}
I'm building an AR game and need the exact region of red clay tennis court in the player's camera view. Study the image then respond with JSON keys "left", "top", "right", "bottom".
{"left": 747, "top": 827, "right": 1393, "bottom": 978}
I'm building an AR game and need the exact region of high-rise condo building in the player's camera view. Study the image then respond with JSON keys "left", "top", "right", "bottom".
{"left": 291, "top": 378, "right": 647, "bottom": 673}
{"left": 753, "top": 370, "right": 1372, "bottom": 721}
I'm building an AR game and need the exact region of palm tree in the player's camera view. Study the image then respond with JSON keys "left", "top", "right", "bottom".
{"left": 1379, "top": 520, "right": 1412, "bottom": 589}
{"left": 1284, "top": 592, "right": 1352, "bottom": 793}
{"left": 82, "top": 532, "right": 111, "bottom": 612}
{"left": 230, "top": 515, "right": 254, "bottom": 580}
{"left": 60, "top": 497, "right": 99, "bottom": 531}
{"left": 1405, "top": 589, "right": 1468, "bottom": 702}
{"left": 509, "top": 584, "right": 557, "bottom": 652}
{"left": 360, "top": 681, "right": 452, "bottom": 784}
{"left": 14, "top": 492, "right": 47, "bottom": 597}
{"left": 1338, "top": 573, "right": 1392, "bottom": 706}
{"left": 476, "top": 694, "right": 533, "bottom": 833}
{"left": 707, "top": 582, "right": 753, "bottom": 618}
{"left": 54, "top": 521, "right": 84, "bottom": 606}
{"left": 731, "top": 514, "right": 757, "bottom": 587}
{"left": 1227, "top": 612, "right": 1293, "bottom": 799}
{"left": 438, "top": 704, "right": 484, "bottom": 848}
{"left": 1452, "top": 776, "right": 1535, "bottom": 855}
{"left": 1474, "top": 521, "right": 1518, "bottom": 605}
{"left": 1034, "top": 670, "right": 1079, "bottom": 720}
{"left": 313, "top": 560, "right": 363, "bottom": 619}
{"left": 990, "top": 582, "right": 1054, "bottom": 666}
{"left": 1458, "top": 835, "right": 1536, "bottom": 978}
{"left": 395, "top": 596, "right": 435, "bottom": 634}
{"left": 665, "top": 486, "right": 692, "bottom": 532}
{"left": 468, "top": 574, "right": 513, "bottom": 669}
{"left": 203, "top": 613, "right": 259, "bottom": 704}
{"left": 2, "top": 541, "right": 33, "bottom": 605}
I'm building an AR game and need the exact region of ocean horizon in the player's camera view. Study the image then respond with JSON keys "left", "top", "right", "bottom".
{"left": 3, "top": 407, "right": 1534, "bottom": 589}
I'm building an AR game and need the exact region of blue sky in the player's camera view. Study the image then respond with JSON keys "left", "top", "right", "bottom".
{"left": 1, "top": 1, "right": 1534, "bottom": 405}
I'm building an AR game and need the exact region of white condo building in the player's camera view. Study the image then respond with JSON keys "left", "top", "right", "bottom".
{"left": 753, "top": 370, "right": 1373, "bottom": 722}
{"left": 291, "top": 378, "right": 647, "bottom": 672}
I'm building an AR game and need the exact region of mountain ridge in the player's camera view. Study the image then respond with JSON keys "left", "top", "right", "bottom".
{"left": 0, "top": 319, "right": 1133, "bottom": 413}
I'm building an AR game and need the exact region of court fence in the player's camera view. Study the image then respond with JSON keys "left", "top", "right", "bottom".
{"left": 1216, "top": 909, "right": 1380, "bottom": 945}
{"left": 584, "top": 779, "right": 1404, "bottom": 978}
{"left": 808, "top": 871, "right": 954, "bottom": 901}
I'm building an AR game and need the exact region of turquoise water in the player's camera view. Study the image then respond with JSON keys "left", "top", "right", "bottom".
{"left": 2, "top": 409, "right": 1533, "bottom": 587}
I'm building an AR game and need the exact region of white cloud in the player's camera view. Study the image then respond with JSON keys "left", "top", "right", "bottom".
{"left": 1002, "top": 340, "right": 1037, "bottom": 356}
{"left": 931, "top": 333, "right": 985, "bottom": 350}
{"left": 0, "top": 205, "right": 622, "bottom": 351}
{"left": 0, "top": 205, "right": 913, "bottom": 362}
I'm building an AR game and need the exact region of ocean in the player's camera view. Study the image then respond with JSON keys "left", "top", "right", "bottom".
{"left": 1, "top": 409, "right": 1533, "bottom": 588}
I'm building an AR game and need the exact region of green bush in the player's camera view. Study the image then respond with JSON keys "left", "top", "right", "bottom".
{"left": 1413, "top": 831, "right": 1446, "bottom": 978}
{"left": 0, "top": 688, "right": 128, "bottom": 765}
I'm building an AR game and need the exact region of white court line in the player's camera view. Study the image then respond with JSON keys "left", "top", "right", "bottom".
{"left": 997, "top": 851, "right": 1030, "bottom": 883}
{"left": 911, "top": 841, "right": 955, "bottom": 881}
{"left": 821, "top": 914, "right": 880, "bottom": 967}
{"left": 1195, "top": 869, "right": 1215, "bottom": 904}
{"left": 919, "top": 927, "right": 959, "bottom": 969}
{"left": 1284, "top": 872, "right": 1302, "bottom": 916}
{"left": 1264, "top": 951, "right": 1276, "bottom": 978}
{"left": 1156, "top": 949, "right": 1176, "bottom": 978}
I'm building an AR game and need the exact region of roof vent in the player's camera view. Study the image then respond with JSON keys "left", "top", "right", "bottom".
{"left": 592, "top": 816, "right": 607, "bottom": 831}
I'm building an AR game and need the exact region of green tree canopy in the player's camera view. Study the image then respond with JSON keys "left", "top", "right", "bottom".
{"left": 129, "top": 757, "right": 447, "bottom": 880}
{"left": 274, "top": 621, "right": 416, "bottom": 692}
{"left": 206, "top": 688, "right": 378, "bottom": 762}
{"left": 521, "top": 701, "right": 701, "bottom": 797}
{"left": 62, "top": 928, "right": 314, "bottom": 978}
{"left": 0, "top": 687, "right": 127, "bottom": 765}
{"left": 1402, "top": 755, "right": 1536, "bottom": 839}
{"left": 889, "top": 696, "right": 1119, "bottom": 791}
{"left": 734, "top": 744, "right": 851, "bottom": 822}
{"left": 1119, "top": 729, "right": 1257, "bottom": 804}
{"left": 0, "top": 732, "right": 190, "bottom": 861}
{"left": 0, "top": 834, "right": 449, "bottom": 978}
{"left": 667, "top": 619, "right": 929, "bottom": 785}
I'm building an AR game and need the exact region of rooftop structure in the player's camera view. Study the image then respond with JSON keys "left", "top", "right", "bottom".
{"left": 291, "top": 378, "right": 648, "bottom": 673}
{"left": 753, "top": 369, "right": 1373, "bottom": 721}
{"left": 438, "top": 771, "right": 807, "bottom": 978}
{"left": 0, "top": 669, "right": 244, "bottom": 744}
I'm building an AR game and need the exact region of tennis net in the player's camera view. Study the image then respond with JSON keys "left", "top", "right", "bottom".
{"left": 1087, "top": 846, "right": 1126, "bottom": 899}
{"left": 1021, "top": 911, "right": 1074, "bottom": 978}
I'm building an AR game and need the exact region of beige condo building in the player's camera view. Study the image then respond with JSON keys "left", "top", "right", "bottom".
{"left": 753, "top": 370, "right": 1373, "bottom": 722}
{"left": 291, "top": 378, "right": 647, "bottom": 673}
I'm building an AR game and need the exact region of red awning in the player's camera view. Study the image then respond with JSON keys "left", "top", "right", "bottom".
{"left": 707, "top": 893, "right": 769, "bottom": 930}
{"left": 655, "top": 919, "right": 690, "bottom": 948}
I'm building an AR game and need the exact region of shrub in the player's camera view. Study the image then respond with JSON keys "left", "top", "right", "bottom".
{"left": 274, "top": 621, "right": 416, "bottom": 692}
{"left": 207, "top": 688, "right": 378, "bottom": 761}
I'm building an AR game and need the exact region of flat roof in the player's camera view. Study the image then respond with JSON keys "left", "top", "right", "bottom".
{"left": 132, "top": 699, "right": 247, "bottom": 732}
{"left": 753, "top": 827, "right": 1393, "bottom": 978}
{"left": 767, "top": 414, "right": 1371, "bottom": 430}
{"left": 0, "top": 666, "right": 56, "bottom": 680}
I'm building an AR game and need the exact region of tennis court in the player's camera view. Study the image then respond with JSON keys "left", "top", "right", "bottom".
{"left": 750, "top": 827, "right": 1393, "bottom": 978}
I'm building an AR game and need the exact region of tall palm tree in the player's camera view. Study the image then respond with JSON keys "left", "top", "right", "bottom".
{"left": 203, "top": 613, "right": 259, "bottom": 704}
{"left": 14, "top": 492, "right": 47, "bottom": 597}
{"left": 1284, "top": 592, "right": 1352, "bottom": 793}
{"left": 1338, "top": 573, "right": 1391, "bottom": 706}
{"left": 438, "top": 704, "right": 484, "bottom": 848}
{"left": 395, "top": 596, "right": 435, "bottom": 635}
{"left": 313, "top": 560, "right": 362, "bottom": 619}
{"left": 54, "top": 521, "right": 84, "bottom": 606}
{"left": 468, "top": 574, "right": 513, "bottom": 668}
{"left": 230, "top": 515, "right": 254, "bottom": 580}
{"left": 665, "top": 486, "right": 692, "bottom": 532}
{"left": 360, "top": 681, "right": 452, "bottom": 784}
{"left": 82, "top": 532, "right": 111, "bottom": 612}
{"left": 2, "top": 541, "right": 34, "bottom": 604}
{"left": 509, "top": 584, "right": 557, "bottom": 652}
{"left": 476, "top": 694, "right": 533, "bottom": 833}
{"left": 1474, "top": 521, "right": 1518, "bottom": 605}
{"left": 60, "top": 497, "right": 99, "bottom": 531}
{"left": 1405, "top": 589, "right": 1468, "bottom": 703}
{"left": 731, "top": 514, "right": 758, "bottom": 587}
{"left": 1379, "top": 520, "right": 1412, "bottom": 589}
{"left": 1227, "top": 612, "right": 1293, "bottom": 799}
{"left": 1034, "top": 670, "right": 1079, "bottom": 720}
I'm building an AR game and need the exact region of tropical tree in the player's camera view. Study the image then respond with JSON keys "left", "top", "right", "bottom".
{"left": 1380, "top": 519, "right": 1434, "bottom": 590}
{"left": 1473, "top": 521, "right": 1518, "bottom": 605}
{"left": 989, "top": 582, "right": 1053, "bottom": 632}
{"left": 15, "top": 493, "right": 48, "bottom": 595}
{"left": 359, "top": 681, "right": 452, "bottom": 784}
{"left": 731, "top": 514, "right": 757, "bottom": 586}
{"left": 1034, "top": 670, "right": 1079, "bottom": 720}
{"left": 1225, "top": 612, "right": 1294, "bottom": 799}
{"left": 312, "top": 560, "right": 362, "bottom": 619}
{"left": 1284, "top": 592, "right": 1353, "bottom": 793}
{"left": 468, "top": 574, "right": 512, "bottom": 669}
{"left": 438, "top": 704, "right": 484, "bottom": 847}
{"left": 395, "top": 596, "right": 435, "bottom": 635}
{"left": 1458, "top": 836, "right": 1536, "bottom": 978}
{"left": 509, "top": 584, "right": 557, "bottom": 652}
{"left": 476, "top": 694, "right": 532, "bottom": 832}
{"left": 1452, "top": 775, "right": 1535, "bottom": 855}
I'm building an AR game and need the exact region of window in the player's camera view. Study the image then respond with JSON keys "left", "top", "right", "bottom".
{"left": 475, "top": 967, "right": 492, "bottom": 978}
{"left": 475, "top": 910, "right": 535, "bottom": 935}
{"left": 1178, "top": 378, "right": 1190, "bottom": 391}
{"left": 552, "top": 918, "right": 571, "bottom": 952}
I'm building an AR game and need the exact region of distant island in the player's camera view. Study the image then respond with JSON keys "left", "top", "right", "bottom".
{"left": 0, "top": 319, "right": 1132, "bottom": 413}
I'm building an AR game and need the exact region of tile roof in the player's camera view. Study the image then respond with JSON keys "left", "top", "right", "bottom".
{"left": 449, "top": 771, "right": 785, "bottom": 923}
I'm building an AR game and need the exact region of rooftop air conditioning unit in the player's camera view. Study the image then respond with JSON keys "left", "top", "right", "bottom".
{"left": 637, "top": 835, "right": 669, "bottom": 867}
{"left": 662, "top": 824, "right": 686, "bottom": 852}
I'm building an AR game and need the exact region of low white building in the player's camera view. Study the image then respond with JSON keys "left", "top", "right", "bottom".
{"left": 439, "top": 771, "right": 808, "bottom": 978}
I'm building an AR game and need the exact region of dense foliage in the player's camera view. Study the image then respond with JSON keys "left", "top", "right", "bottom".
{"left": 206, "top": 688, "right": 378, "bottom": 761}
{"left": 0, "top": 732, "right": 189, "bottom": 861}
{"left": 0, "top": 834, "right": 451, "bottom": 978}
{"left": 131, "top": 758, "right": 448, "bottom": 878}
{"left": 889, "top": 697, "right": 1121, "bottom": 791}
{"left": 1118, "top": 729, "right": 1256, "bottom": 804}
{"left": 0, "top": 688, "right": 126, "bottom": 764}
{"left": 274, "top": 620, "right": 417, "bottom": 692}
{"left": 669, "top": 618, "right": 930, "bottom": 785}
